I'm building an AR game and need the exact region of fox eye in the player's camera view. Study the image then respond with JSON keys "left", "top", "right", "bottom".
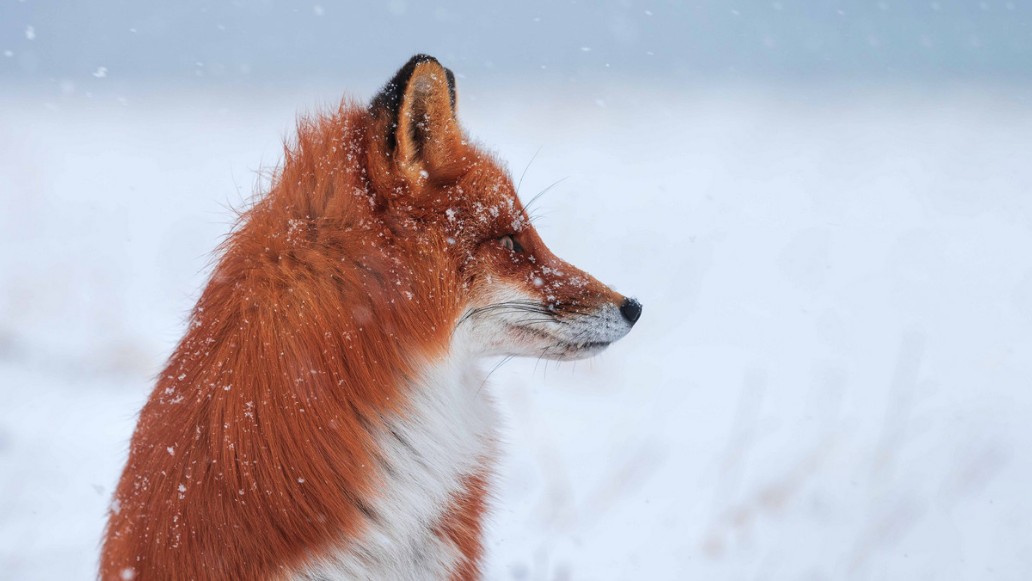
{"left": 499, "top": 235, "right": 524, "bottom": 253}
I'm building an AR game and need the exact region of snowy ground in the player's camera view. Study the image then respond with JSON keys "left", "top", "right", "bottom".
{"left": 2, "top": 82, "right": 1032, "bottom": 580}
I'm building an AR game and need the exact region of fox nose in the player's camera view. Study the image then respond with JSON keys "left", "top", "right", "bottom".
{"left": 620, "top": 297, "right": 642, "bottom": 325}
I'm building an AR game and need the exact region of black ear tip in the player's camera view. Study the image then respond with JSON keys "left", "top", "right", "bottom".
{"left": 370, "top": 54, "right": 458, "bottom": 153}
{"left": 407, "top": 54, "right": 440, "bottom": 67}
{"left": 402, "top": 54, "right": 456, "bottom": 107}
{"left": 371, "top": 55, "right": 451, "bottom": 111}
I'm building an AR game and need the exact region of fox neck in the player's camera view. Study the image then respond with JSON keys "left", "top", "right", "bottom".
{"left": 298, "top": 331, "right": 498, "bottom": 578}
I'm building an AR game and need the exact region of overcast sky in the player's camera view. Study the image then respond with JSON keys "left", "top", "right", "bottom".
{"left": 2, "top": 1, "right": 1030, "bottom": 87}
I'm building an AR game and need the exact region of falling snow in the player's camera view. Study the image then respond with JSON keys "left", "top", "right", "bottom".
{"left": 1, "top": 6, "right": 1031, "bottom": 576}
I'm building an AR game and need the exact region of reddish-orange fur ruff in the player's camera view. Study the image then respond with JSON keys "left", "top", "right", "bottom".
{"left": 102, "top": 56, "right": 627, "bottom": 581}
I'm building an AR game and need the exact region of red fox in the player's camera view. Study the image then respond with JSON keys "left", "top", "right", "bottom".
{"left": 101, "top": 54, "right": 640, "bottom": 580}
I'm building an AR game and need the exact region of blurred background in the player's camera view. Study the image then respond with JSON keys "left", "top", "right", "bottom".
{"left": 2, "top": 1, "right": 1032, "bottom": 579}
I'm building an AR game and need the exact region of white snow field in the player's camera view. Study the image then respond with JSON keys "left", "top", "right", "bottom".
{"left": 2, "top": 82, "right": 1032, "bottom": 580}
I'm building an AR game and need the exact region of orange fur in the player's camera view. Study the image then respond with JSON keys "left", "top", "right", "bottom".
{"left": 101, "top": 102, "right": 460, "bottom": 579}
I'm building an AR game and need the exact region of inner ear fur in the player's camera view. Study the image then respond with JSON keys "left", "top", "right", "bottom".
{"left": 370, "top": 54, "right": 463, "bottom": 180}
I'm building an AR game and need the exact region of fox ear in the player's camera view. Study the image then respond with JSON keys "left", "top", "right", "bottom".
{"left": 370, "top": 54, "right": 462, "bottom": 180}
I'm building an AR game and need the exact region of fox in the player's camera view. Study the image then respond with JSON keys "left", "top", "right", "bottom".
{"left": 100, "top": 54, "right": 640, "bottom": 580}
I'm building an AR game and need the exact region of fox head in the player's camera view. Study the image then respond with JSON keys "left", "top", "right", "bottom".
{"left": 362, "top": 55, "right": 640, "bottom": 361}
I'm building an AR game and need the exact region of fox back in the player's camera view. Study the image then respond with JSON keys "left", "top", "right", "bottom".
{"left": 101, "top": 55, "right": 640, "bottom": 581}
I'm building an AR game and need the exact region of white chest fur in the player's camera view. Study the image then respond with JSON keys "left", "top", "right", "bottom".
{"left": 294, "top": 347, "right": 497, "bottom": 580}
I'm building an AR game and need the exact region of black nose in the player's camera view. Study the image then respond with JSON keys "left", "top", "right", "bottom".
{"left": 620, "top": 297, "right": 642, "bottom": 325}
